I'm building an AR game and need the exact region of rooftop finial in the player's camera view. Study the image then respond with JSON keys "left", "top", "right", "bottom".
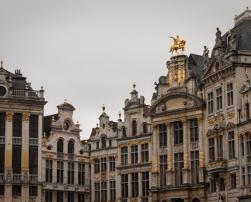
{"left": 247, "top": 6, "right": 249, "bottom": 10}
{"left": 64, "top": 99, "right": 67, "bottom": 103}
{"left": 0, "top": 60, "right": 3, "bottom": 68}
{"left": 133, "top": 82, "right": 136, "bottom": 89}
{"left": 118, "top": 111, "right": 121, "bottom": 118}
{"left": 102, "top": 104, "right": 105, "bottom": 112}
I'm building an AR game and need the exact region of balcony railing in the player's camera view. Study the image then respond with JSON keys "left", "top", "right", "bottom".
{"left": 0, "top": 137, "right": 5, "bottom": 144}
{"left": 13, "top": 137, "right": 22, "bottom": 145}
{"left": 0, "top": 173, "right": 4, "bottom": 183}
{"left": 29, "top": 138, "right": 38, "bottom": 146}
{"left": 13, "top": 174, "right": 22, "bottom": 183}
{"left": 29, "top": 174, "right": 38, "bottom": 183}
{"left": 9, "top": 89, "right": 44, "bottom": 100}
{"left": 68, "top": 153, "right": 75, "bottom": 160}
{"left": 57, "top": 152, "right": 64, "bottom": 159}
{"left": 207, "top": 159, "right": 227, "bottom": 173}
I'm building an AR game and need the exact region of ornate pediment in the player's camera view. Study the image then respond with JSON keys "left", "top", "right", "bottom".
{"left": 150, "top": 90, "right": 204, "bottom": 115}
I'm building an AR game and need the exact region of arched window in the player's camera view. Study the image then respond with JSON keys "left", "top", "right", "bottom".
{"left": 68, "top": 140, "right": 75, "bottom": 154}
{"left": 57, "top": 139, "right": 64, "bottom": 153}
{"left": 122, "top": 127, "right": 126, "bottom": 137}
{"left": 132, "top": 120, "right": 137, "bottom": 136}
{"left": 101, "top": 136, "right": 106, "bottom": 149}
{"left": 143, "top": 122, "right": 148, "bottom": 134}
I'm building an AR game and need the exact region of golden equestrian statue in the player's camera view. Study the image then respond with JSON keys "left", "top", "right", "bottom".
{"left": 169, "top": 35, "right": 186, "bottom": 54}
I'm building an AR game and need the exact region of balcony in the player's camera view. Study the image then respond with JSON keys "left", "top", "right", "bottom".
{"left": 29, "top": 138, "right": 38, "bottom": 146}
{"left": 57, "top": 152, "right": 64, "bottom": 159}
{"left": 0, "top": 173, "right": 4, "bottom": 183}
{"left": 29, "top": 174, "right": 38, "bottom": 184}
{"left": 0, "top": 137, "right": 5, "bottom": 144}
{"left": 68, "top": 153, "right": 75, "bottom": 161}
{"left": 13, "top": 174, "right": 22, "bottom": 183}
{"left": 9, "top": 89, "right": 44, "bottom": 100}
{"left": 207, "top": 159, "right": 227, "bottom": 174}
{"left": 13, "top": 137, "right": 22, "bottom": 145}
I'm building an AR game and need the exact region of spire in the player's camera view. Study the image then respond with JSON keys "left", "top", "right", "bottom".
{"left": 133, "top": 82, "right": 136, "bottom": 90}
{"left": 0, "top": 60, "right": 3, "bottom": 69}
{"left": 102, "top": 104, "right": 105, "bottom": 112}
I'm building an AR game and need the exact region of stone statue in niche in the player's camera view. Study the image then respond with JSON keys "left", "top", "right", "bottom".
{"left": 228, "top": 29, "right": 237, "bottom": 51}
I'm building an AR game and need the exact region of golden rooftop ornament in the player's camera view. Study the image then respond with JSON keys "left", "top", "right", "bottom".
{"left": 169, "top": 35, "right": 186, "bottom": 54}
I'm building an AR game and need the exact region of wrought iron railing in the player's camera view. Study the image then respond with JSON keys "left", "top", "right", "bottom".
{"left": 13, "top": 174, "right": 22, "bottom": 183}
{"left": 29, "top": 138, "right": 38, "bottom": 146}
{"left": 13, "top": 137, "right": 22, "bottom": 145}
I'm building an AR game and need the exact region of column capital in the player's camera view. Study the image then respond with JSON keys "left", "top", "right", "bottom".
{"left": 197, "top": 116, "right": 203, "bottom": 122}
{"left": 22, "top": 112, "right": 30, "bottom": 122}
{"left": 165, "top": 122, "right": 171, "bottom": 127}
{"left": 6, "top": 112, "right": 14, "bottom": 122}
{"left": 181, "top": 118, "right": 187, "bottom": 125}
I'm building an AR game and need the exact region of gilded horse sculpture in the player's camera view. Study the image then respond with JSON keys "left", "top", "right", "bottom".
{"left": 169, "top": 35, "right": 186, "bottom": 54}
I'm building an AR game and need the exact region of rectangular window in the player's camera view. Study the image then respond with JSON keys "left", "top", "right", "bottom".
{"left": 228, "top": 131, "right": 235, "bottom": 159}
{"left": 109, "top": 156, "right": 115, "bottom": 171}
{"left": 13, "top": 113, "right": 22, "bottom": 137}
{"left": 160, "top": 155, "right": 167, "bottom": 187}
{"left": 131, "top": 173, "right": 139, "bottom": 197}
{"left": 217, "top": 135, "right": 223, "bottom": 159}
{"left": 174, "top": 121, "right": 183, "bottom": 145}
{"left": 191, "top": 151, "right": 199, "bottom": 184}
{"left": 247, "top": 136, "right": 251, "bottom": 156}
{"left": 242, "top": 167, "right": 246, "bottom": 186}
{"left": 12, "top": 185, "right": 21, "bottom": 196}
{"left": 57, "top": 192, "right": 63, "bottom": 202}
{"left": 121, "top": 174, "right": 128, "bottom": 199}
{"left": 101, "top": 158, "right": 106, "bottom": 172}
{"left": 96, "top": 142, "right": 99, "bottom": 150}
{"left": 13, "top": 145, "right": 21, "bottom": 173}
{"left": 45, "top": 191, "right": 53, "bottom": 202}
{"left": 121, "top": 146, "right": 128, "bottom": 166}
{"left": 209, "top": 138, "right": 215, "bottom": 162}
{"left": 110, "top": 180, "right": 116, "bottom": 202}
{"left": 29, "top": 115, "right": 38, "bottom": 138}
{"left": 174, "top": 153, "right": 183, "bottom": 187}
{"left": 57, "top": 161, "right": 64, "bottom": 184}
{"left": 78, "top": 163, "right": 85, "bottom": 186}
{"left": 68, "top": 162, "right": 74, "bottom": 184}
{"left": 94, "top": 159, "right": 100, "bottom": 173}
{"left": 94, "top": 182, "right": 100, "bottom": 202}
{"left": 246, "top": 103, "right": 250, "bottom": 120}
{"left": 29, "top": 186, "right": 37, "bottom": 197}
{"left": 29, "top": 146, "right": 38, "bottom": 174}
{"left": 67, "top": 192, "right": 74, "bottom": 202}
{"left": 219, "top": 178, "right": 225, "bottom": 191}
{"left": 227, "top": 82, "right": 233, "bottom": 106}
{"left": 190, "top": 118, "right": 198, "bottom": 143}
{"left": 141, "top": 143, "right": 149, "bottom": 163}
{"left": 248, "top": 165, "right": 251, "bottom": 186}
{"left": 210, "top": 179, "right": 216, "bottom": 193}
{"left": 0, "top": 113, "right": 5, "bottom": 137}
{"left": 142, "top": 172, "right": 149, "bottom": 197}
{"left": 216, "top": 87, "right": 222, "bottom": 110}
{"left": 0, "top": 185, "right": 4, "bottom": 195}
{"left": 230, "top": 173, "right": 236, "bottom": 189}
{"left": 78, "top": 193, "right": 85, "bottom": 202}
{"left": 159, "top": 124, "right": 167, "bottom": 147}
{"left": 101, "top": 181, "right": 107, "bottom": 202}
{"left": 208, "top": 92, "right": 214, "bottom": 114}
{"left": 131, "top": 145, "right": 138, "bottom": 164}
{"left": 45, "top": 160, "right": 53, "bottom": 183}
{"left": 241, "top": 136, "right": 245, "bottom": 156}
{"left": 0, "top": 145, "right": 4, "bottom": 173}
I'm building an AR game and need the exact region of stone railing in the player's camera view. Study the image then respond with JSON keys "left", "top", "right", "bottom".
{"left": 13, "top": 137, "right": 22, "bottom": 145}
{"left": 29, "top": 138, "right": 38, "bottom": 146}
{"left": 207, "top": 159, "right": 227, "bottom": 173}
{"left": 68, "top": 153, "right": 75, "bottom": 160}
{"left": 0, "top": 137, "right": 5, "bottom": 144}
{"left": 29, "top": 174, "right": 38, "bottom": 183}
{"left": 57, "top": 152, "right": 64, "bottom": 159}
{"left": 13, "top": 174, "right": 22, "bottom": 183}
{"left": 9, "top": 89, "right": 44, "bottom": 100}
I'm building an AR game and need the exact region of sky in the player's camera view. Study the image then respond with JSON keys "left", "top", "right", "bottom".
{"left": 0, "top": 0, "right": 250, "bottom": 139}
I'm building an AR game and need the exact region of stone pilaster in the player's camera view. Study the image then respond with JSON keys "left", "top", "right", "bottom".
{"left": 167, "top": 122, "right": 173, "bottom": 186}
{"left": 4, "top": 111, "right": 13, "bottom": 202}
{"left": 151, "top": 124, "right": 159, "bottom": 189}
{"left": 182, "top": 119, "right": 189, "bottom": 184}
{"left": 139, "top": 172, "right": 142, "bottom": 198}
{"left": 198, "top": 116, "right": 205, "bottom": 183}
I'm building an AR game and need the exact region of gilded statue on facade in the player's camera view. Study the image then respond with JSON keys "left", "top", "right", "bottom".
{"left": 169, "top": 35, "right": 186, "bottom": 54}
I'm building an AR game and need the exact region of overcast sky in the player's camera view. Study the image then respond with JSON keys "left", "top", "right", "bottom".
{"left": 0, "top": 0, "right": 250, "bottom": 139}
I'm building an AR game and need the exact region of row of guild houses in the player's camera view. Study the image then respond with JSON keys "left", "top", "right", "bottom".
{"left": 0, "top": 7, "right": 250, "bottom": 202}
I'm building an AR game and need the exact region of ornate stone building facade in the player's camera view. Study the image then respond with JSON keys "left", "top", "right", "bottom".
{"left": 41, "top": 102, "right": 90, "bottom": 202}
{"left": 1, "top": 7, "right": 251, "bottom": 202}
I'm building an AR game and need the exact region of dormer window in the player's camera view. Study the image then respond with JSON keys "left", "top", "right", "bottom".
{"left": 122, "top": 127, "right": 126, "bottom": 137}
{"left": 132, "top": 120, "right": 137, "bottom": 136}
{"left": 96, "top": 141, "right": 99, "bottom": 150}
{"left": 102, "top": 124, "right": 105, "bottom": 129}
{"left": 101, "top": 136, "right": 106, "bottom": 149}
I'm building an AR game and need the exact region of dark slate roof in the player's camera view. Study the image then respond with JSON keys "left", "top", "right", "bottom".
{"left": 188, "top": 54, "right": 204, "bottom": 78}
{"left": 234, "top": 19, "right": 251, "bottom": 51}
{"left": 43, "top": 114, "right": 59, "bottom": 136}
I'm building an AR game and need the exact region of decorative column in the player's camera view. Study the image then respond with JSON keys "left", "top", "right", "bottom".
{"left": 182, "top": 119, "right": 189, "bottom": 185}
{"left": 167, "top": 122, "right": 173, "bottom": 186}
{"left": 198, "top": 116, "right": 205, "bottom": 183}
{"left": 151, "top": 124, "right": 159, "bottom": 189}
{"left": 4, "top": 112, "right": 14, "bottom": 202}
{"left": 37, "top": 114, "right": 43, "bottom": 202}
{"left": 21, "top": 112, "right": 30, "bottom": 202}
{"left": 139, "top": 172, "right": 142, "bottom": 198}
